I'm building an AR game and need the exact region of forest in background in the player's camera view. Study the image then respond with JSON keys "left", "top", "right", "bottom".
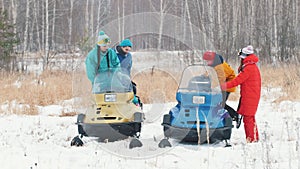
{"left": 0, "top": 0, "right": 299, "bottom": 71}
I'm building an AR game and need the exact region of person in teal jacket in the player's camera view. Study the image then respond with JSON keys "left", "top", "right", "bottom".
{"left": 85, "top": 31, "right": 139, "bottom": 105}
{"left": 85, "top": 31, "right": 120, "bottom": 84}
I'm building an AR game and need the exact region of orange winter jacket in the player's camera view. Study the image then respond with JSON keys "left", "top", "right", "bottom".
{"left": 214, "top": 62, "right": 236, "bottom": 92}
{"left": 204, "top": 53, "right": 237, "bottom": 92}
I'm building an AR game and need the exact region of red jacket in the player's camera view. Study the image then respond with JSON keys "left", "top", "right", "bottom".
{"left": 221, "top": 54, "right": 261, "bottom": 116}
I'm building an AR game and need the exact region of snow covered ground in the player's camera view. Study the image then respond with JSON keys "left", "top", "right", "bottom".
{"left": 1, "top": 88, "right": 300, "bottom": 169}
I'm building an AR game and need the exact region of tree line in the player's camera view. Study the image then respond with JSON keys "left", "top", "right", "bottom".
{"left": 0, "top": 0, "right": 299, "bottom": 71}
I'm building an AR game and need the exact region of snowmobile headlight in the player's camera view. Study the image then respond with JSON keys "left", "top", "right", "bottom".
{"left": 192, "top": 96, "right": 205, "bottom": 104}
{"left": 105, "top": 94, "right": 117, "bottom": 102}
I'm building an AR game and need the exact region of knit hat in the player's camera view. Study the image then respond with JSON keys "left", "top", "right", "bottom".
{"left": 203, "top": 51, "right": 216, "bottom": 66}
{"left": 97, "top": 31, "right": 111, "bottom": 46}
{"left": 239, "top": 45, "right": 254, "bottom": 58}
{"left": 120, "top": 39, "right": 132, "bottom": 47}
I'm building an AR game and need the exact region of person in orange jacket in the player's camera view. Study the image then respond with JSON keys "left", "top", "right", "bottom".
{"left": 221, "top": 45, "right": 261, "bottom": 143}
{"left": 203, "top": 51, "right": 241, "bottom": 128}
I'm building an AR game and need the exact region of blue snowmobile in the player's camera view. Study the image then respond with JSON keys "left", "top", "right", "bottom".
{"left": 159, "top": 65, "right": 233, "bottom": 147}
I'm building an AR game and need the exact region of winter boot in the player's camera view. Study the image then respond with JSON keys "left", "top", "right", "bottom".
{"left": 236, "top": 115, "right": 243, "bottom": 129}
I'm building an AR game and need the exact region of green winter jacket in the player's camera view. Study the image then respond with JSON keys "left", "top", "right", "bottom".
{"left": 85, "top": 45, "right": 120, "bottom": 84}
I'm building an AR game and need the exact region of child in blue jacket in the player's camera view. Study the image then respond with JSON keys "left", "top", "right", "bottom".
{"left": 114, "top": 39, "right": 133, "bottom": 77}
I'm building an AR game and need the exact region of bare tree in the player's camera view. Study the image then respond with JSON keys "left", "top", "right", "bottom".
{"left": 29, "top": 4, "right": 34, "bottom": 51}
{"left": 122, "top": 0, "right": 125, "bottom": 40}
{"left": 149, "top": 0, "right": 173, "bottom": 50}
{"left": 1, "top": 0, "right": 4, "bottom": 10}
{"left": 23, "top": 0, "right": 30, "bottom": 52}
{"left": 10, "top": 0, "right": 17, "bottom": 44}
{"left": 117, "top": 0, "right": 121, "bottom": 42}
{"left": 185, "top": 0, "right": 194, "bottom": 48}
{"left": 0, "top": 0, "right": 299, "bottom": 66}
{"left": 158, "top": 0, "right": 164, "bottom": 50}
{"left": 96, "top": 0, "right": 108, "bottom": 40}
{"left": 85, "top": 0, "right": 89, "bottom": 37}
{"left": 51, "top": 0, "right": 56, "bottom": 50}
{"left": 90, "top": 0, "right": 94, "bottom": 38}
{"left": 44, "top": 0, "right": 50, "bottom": 69}
{"left": 41, "top": 1, "right": 45, "bottom": 50}
{"left": 68, "top": 0, "right": 74, "bottom": 49}
{"left": 34, "top": 0, "right": 41, "bottom": 51}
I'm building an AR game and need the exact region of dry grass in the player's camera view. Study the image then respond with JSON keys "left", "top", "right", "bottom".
{"left": 59, "top": 111, "right": 78, "bottom": 117}
{"left": 227, "top": 63, "right": 300, "bottom": 102}
{"left": 0, "top": 62, "right": 299, "bottom": 115}
{"left": 0, "top": 70, "right": 73, "bottom": 115}
{"left": 133, "top": 68, "right": 180, "bottom": 104}
{"left": 260, "top": 63, "right": 300, "bottom": 102}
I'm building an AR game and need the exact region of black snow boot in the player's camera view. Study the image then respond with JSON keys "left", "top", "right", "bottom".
{"left": 236, "top": 115, "right": 243, "bottom": 129}
{"left": 225, "top": 104, "right": 238, "bottom": 121}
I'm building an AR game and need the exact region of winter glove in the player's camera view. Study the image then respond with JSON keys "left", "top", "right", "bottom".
{"left": 220, "top": 83, "right": 227, "bottom": 91}
{"left": 132, "top": 95, "right": 139, "bottom": 105}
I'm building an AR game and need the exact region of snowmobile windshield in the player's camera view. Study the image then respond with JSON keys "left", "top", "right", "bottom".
{"left": 178, "top": 65, "right": 221, "bottom": 93}
{"left": 92, "top": 68, "right": 133, "bottom": 94}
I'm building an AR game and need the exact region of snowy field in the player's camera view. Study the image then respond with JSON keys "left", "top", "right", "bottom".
{"left": 1, "top": 88, "right": 300, "bottom": 169}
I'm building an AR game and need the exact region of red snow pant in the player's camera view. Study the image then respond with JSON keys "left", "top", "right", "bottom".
{"left": 243, "top": 115, "right": 259, "bottom": 142}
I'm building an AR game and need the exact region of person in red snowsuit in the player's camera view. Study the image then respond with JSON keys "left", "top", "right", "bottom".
{"left": 221, "top": 45, "right": 261, "bottom": 143}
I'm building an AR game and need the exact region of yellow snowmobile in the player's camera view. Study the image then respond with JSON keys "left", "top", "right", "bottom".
{"left": 71, "top": 68, "right": 144, "bottom": 148}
